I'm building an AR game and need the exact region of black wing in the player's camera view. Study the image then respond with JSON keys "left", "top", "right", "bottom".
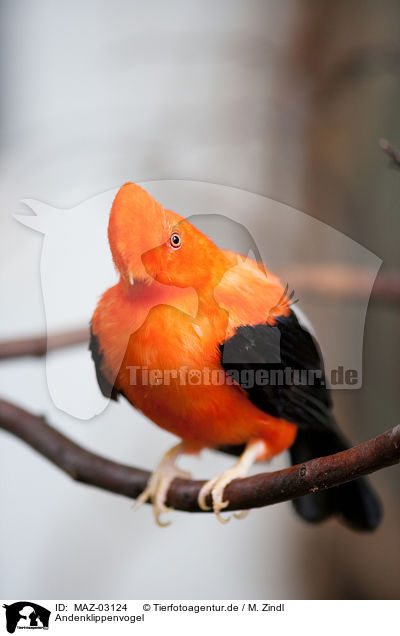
{"left": 89, "top": 324, "right": 119, "bottom": 401}
{"left": 219, "top": 310, "right": 333, "bottom": 432}
{"left": 218, "top": 310, "right": 381, "bottom": 531}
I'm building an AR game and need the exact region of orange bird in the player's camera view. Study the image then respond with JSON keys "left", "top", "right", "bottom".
{"left": 90, "top": 183, "right": 381, "bottom": 528}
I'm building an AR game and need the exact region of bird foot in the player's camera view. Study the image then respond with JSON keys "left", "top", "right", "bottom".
{"left": 198, "top": 466, "right": 249, "bottom": 523}
{"left": 197, "top": 439, "right": 266, "bottom": 524}
{"left": 134, "top": 443, "right": 191, "bottom": 526}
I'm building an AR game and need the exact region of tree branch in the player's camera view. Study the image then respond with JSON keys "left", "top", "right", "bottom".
{"left": 0, "top": 327, "right": 89, "bottom": 361}
{"left": 280, "top": 265, "right": 400, "bottom": 304}
{"left": 380, "top": 138, "right": 400, "bottom": 168}
{"left": 0, "top": 398, "right": 398, "bottom": 513}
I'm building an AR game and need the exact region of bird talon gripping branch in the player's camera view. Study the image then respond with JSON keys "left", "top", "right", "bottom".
{"left": 197, "top": 439, "right": 266, "bottom": 524}
{"left": 91, "top": 183, "right": 381, "bottom": 530}
{"left": 133, "top": 442, "right": 192, "bottom": 526}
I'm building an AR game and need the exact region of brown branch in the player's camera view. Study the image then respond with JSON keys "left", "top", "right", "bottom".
{"left": 380, "top": 138, "right": 400, "bottom": 168}
{"left": 280, "top": 265, "right": 400, "bottom": 304}
{"left": 0, "top": 327, "right": 89, "bottom": 360}
{"left": 0, "top": 398, "right": 399, "bottom": 513}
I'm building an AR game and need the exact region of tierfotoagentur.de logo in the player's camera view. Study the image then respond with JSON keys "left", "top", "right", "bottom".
{"left": 2, "top": 602, "right": 50, "bottom": 633}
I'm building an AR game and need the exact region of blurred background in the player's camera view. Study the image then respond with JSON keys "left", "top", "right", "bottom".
{"left": 0, "top": 0, "right": 399, "bottom": 600}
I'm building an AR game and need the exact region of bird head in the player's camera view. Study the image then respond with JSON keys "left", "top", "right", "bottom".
{"left": 109, "top": 183, "right": 233, "bottom": 291}
{"left": 141, "top": 217, "right": 234, "bottom": 291}
{"left": 108, "top": 183, "right": 183, "bottom": 285}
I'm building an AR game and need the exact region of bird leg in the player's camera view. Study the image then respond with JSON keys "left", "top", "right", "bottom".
{"left": 198, "top": 439, "right": 267, "bottom": 523}
{"left": 134, "top": 442, "right": 192, "bottom": 526}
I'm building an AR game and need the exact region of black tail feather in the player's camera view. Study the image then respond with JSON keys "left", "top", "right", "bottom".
{"left": 290, "top": 428, "right": 382, "bottom": 531}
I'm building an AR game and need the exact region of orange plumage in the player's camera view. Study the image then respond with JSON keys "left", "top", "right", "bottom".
{"left": 92, "top": 183, "right": 296, "bottom": 458}
{"left": 91, "top": 182, "right": 381, "bottom": 529}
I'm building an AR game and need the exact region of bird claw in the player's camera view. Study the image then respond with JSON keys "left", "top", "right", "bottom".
{"left": 197, "top": 440, "right": 266, "bottom": 523}
{"left": 133, "top": 477, "right": 172, "bottom": 526}
{"left": 198, "top": 467, "right": 247, "bottom": 524}
{"left": 234, "top": 509, "right": 249, "bottom": 520}
{"left": 198, "top": 476, "right": 218, "bottom": 511}
{"left": 134, "top": 446, "right": 191, "bottom": 526}
{"left": 135, "top": 440, "right": 263, "bottom": 526}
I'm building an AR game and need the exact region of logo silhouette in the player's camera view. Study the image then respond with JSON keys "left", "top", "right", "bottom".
{"left": 2, "top": 602, "right": 50, "bottom": 633}
{"left": 14, "top": 180, "right": 381, "bottom": 417}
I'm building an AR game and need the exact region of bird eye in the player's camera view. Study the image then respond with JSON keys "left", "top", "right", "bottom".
{"left": 169, "top": 231, "right": 182, "bottom": 249}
